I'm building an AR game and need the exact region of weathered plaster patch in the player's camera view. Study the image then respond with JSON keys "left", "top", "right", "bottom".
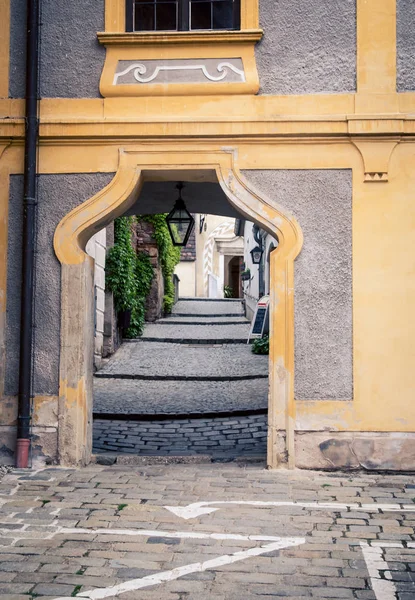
{"left": 296, "top": 432, "right": 415, "bottom": 471}
{"left": 0, "top": 427, "right": 15, "bottom": 465}
{"left": 0, "top": 396, "right": 17, "bottom": 425}
{"left": 295, "top": 401, "right": 355, "bottom": 431}
{"left": 31, "top": 428, "right": 58, "bottom": 467}
{"left": 0, "top": 425, "right": 58, "bottom": 467}
{"left": 33, "top": 396, "right": 58, "bottom": 428}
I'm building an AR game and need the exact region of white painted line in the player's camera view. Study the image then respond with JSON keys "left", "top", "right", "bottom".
{"left": 164, "top": 500, "right": 415, "bottom": 520}
{"left": 63, "top": 528, "right": 301, "bottom": 543}
{"left": 371, "top": 542, "right": 403, "bottom": 548}
{"left": 360, "top": 542, "right": 397, "bottom": 600}
{"left": 0, "top": 523, "right": 303, "bottom": 543}
{"left": 53, "top": 537, "right": 305, "bottom": 600}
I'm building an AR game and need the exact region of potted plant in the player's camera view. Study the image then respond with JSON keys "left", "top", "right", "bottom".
{"left": 251, "top": 334, "right": 269, "bottom": 355}
{"left": 241, "top": 268, "right": 251, "bottom": 281}
{"left": 224, "top": 285, "right": 234, "bottom": 298}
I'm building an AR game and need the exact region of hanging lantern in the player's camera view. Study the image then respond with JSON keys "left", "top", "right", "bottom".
{"left": 250, "top": 245, "right": 264, "bottom": 264}
{"left": 165, "top": 183, "right": 195, "bottom": 247}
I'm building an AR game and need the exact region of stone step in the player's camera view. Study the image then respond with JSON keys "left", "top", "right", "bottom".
{"left": 156, "top": 316, "right": 249, "bottom": 325}
{"left": 93, "top": 377, "right": 268, "bottom": 415}
{"left": 178, "top": 297, "right": 243, "bottom": 302}
{"left": 172, "top": 299, "right": 244, "bottom": 317}
{"left": 172, "top": 313, "right": 244, "bottom": 318}
{"left": 139, "top": 322, "right": 250, "bottom": 343}
{"left": 95, "top": 372, "right": 267, "bottom": 381}
{"left": 95, "top": 342, "right": 267, "bottom": 380}
{"left": 93, "top": 413, "right": 267, "bottom": 458}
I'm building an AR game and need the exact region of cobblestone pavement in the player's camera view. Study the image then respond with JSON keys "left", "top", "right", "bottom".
{"left": 94, "top": 379, "right": 268, "bottom": 415}
{"left": 0, "top": 464, "right": 414, "bottom": 599}
{"left": 93, "top": 414, "right": 267, "bottom": 456}
{"left": 93, "top": 299, "right": 267, "bottom": 457}
{"left": 95, "top": 343, "right": 268, "bottom": 380}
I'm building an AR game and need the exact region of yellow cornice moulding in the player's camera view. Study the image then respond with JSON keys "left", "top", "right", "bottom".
{"left": 4, "top": 93, "right": 415, "bottom": 121}
{"left": 1, "top": 115, "right": 415, "bottom": 140}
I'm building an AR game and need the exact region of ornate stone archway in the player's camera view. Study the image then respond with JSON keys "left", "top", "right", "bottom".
{"left": 54, "top": 147, "right": 303, "bottom": 467}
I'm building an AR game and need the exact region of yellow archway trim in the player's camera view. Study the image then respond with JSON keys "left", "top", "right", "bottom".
{"left": 54, "top": 147, "right": 303, "bottom": 467}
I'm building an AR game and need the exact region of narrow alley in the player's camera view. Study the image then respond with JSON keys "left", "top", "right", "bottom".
{"left": 93, "top": 298, "right": 268, "bottom": 459}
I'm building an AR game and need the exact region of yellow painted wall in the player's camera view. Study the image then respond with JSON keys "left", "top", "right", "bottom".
{"left": 1, "top": 0, "right": 414, "bottom": 466}
{"left": 1, "top": 139, "right": 414, "bottom": 437}
{"left": 174, "top": 261, "right": 196, "bottom": 297}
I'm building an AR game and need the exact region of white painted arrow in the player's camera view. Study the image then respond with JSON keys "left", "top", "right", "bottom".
{"left": 164, "top": 500, "right": 415, "bottom": 520}
{"left": 53, "top": 533, "right": 305, "bottom": 600}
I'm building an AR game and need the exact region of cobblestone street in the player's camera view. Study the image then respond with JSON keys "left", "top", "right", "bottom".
{"left": 0, "top": 463, "right": 414, "bottom": 600}
{"left": 93, "top": 299, "right": 268, "bottom": 458}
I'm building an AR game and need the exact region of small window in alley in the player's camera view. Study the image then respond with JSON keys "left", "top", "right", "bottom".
{"left": 126, "top": 0, "right": 240, "bottom": 32}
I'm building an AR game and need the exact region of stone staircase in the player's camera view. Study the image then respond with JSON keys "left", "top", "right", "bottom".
{"left": 139, "top": 298, "right": 250, "bottom": 343}
{"left": 93, "top": 298, "right": 268, "bottom": 459}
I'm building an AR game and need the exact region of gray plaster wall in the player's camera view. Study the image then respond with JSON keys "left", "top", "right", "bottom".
{"left": 397, "top": 0, "right": 415, "bottom": 92}
{"left": 8, "top": 0, "right": 26, "bottom": 98}
{"left": 256, "top": 0, "right": 356, "bottom": 95}
{"left": 242, "top": 170, "right": 352, "bottom": 400}
{"left": 9, "top": 0, "right": 105, "bottom": 98}
{"left": 5, "top": 173, "right": 114, "bottom": 397}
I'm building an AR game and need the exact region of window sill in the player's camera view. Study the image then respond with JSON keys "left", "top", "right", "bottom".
{"left": 97, "top": 29, "right": 263, "bottom": 97}
{"left": 97, "top": 29, "right": 263, "bottom": 45}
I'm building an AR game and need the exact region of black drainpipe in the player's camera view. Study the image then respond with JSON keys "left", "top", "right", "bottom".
{"left": 16, "top": 0, "right": 40, "bottom": 468}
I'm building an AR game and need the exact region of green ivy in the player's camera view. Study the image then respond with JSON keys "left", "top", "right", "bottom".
{"left": 106, "top": 217, "right": 154, "bottom": 338}
{"left": 140, "top": 214, "right": 181, "bottom": 314}
{"left": 106, "top": 214, "right": 181, "bottom": 339}
{"left": 251, "top": 335, "right": 269, "bottom": 355}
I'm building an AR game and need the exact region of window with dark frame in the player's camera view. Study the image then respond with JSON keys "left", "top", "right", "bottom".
{"left": 126, "top": 0, "right": 240, "bottom": 32}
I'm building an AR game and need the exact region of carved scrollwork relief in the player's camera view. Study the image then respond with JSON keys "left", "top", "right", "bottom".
{"left": 113, "top": 58, "right": 245, "bottom": 86}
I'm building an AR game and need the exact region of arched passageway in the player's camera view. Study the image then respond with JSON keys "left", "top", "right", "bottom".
{"left": 54, "top": 148, "right": 303, "bottom": 467}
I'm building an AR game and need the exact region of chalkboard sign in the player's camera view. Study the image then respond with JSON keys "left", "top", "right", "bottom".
{"left": 252, "top": 307, "right": 267, "bottom": 334}
{"left": 248, "top": 296, "right": 270, "bottom": 342}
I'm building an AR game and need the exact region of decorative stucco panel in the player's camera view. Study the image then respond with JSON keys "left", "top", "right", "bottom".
{"left": 114, "top": 59, "right": 245, "bottom": 86}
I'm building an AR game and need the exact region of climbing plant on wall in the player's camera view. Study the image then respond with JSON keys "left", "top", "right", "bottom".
{"left": 140, "top": 214, "right": 181, "bottom": 314}
{"left": 106, "top": 216, "right": 154, "bottom": 337}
